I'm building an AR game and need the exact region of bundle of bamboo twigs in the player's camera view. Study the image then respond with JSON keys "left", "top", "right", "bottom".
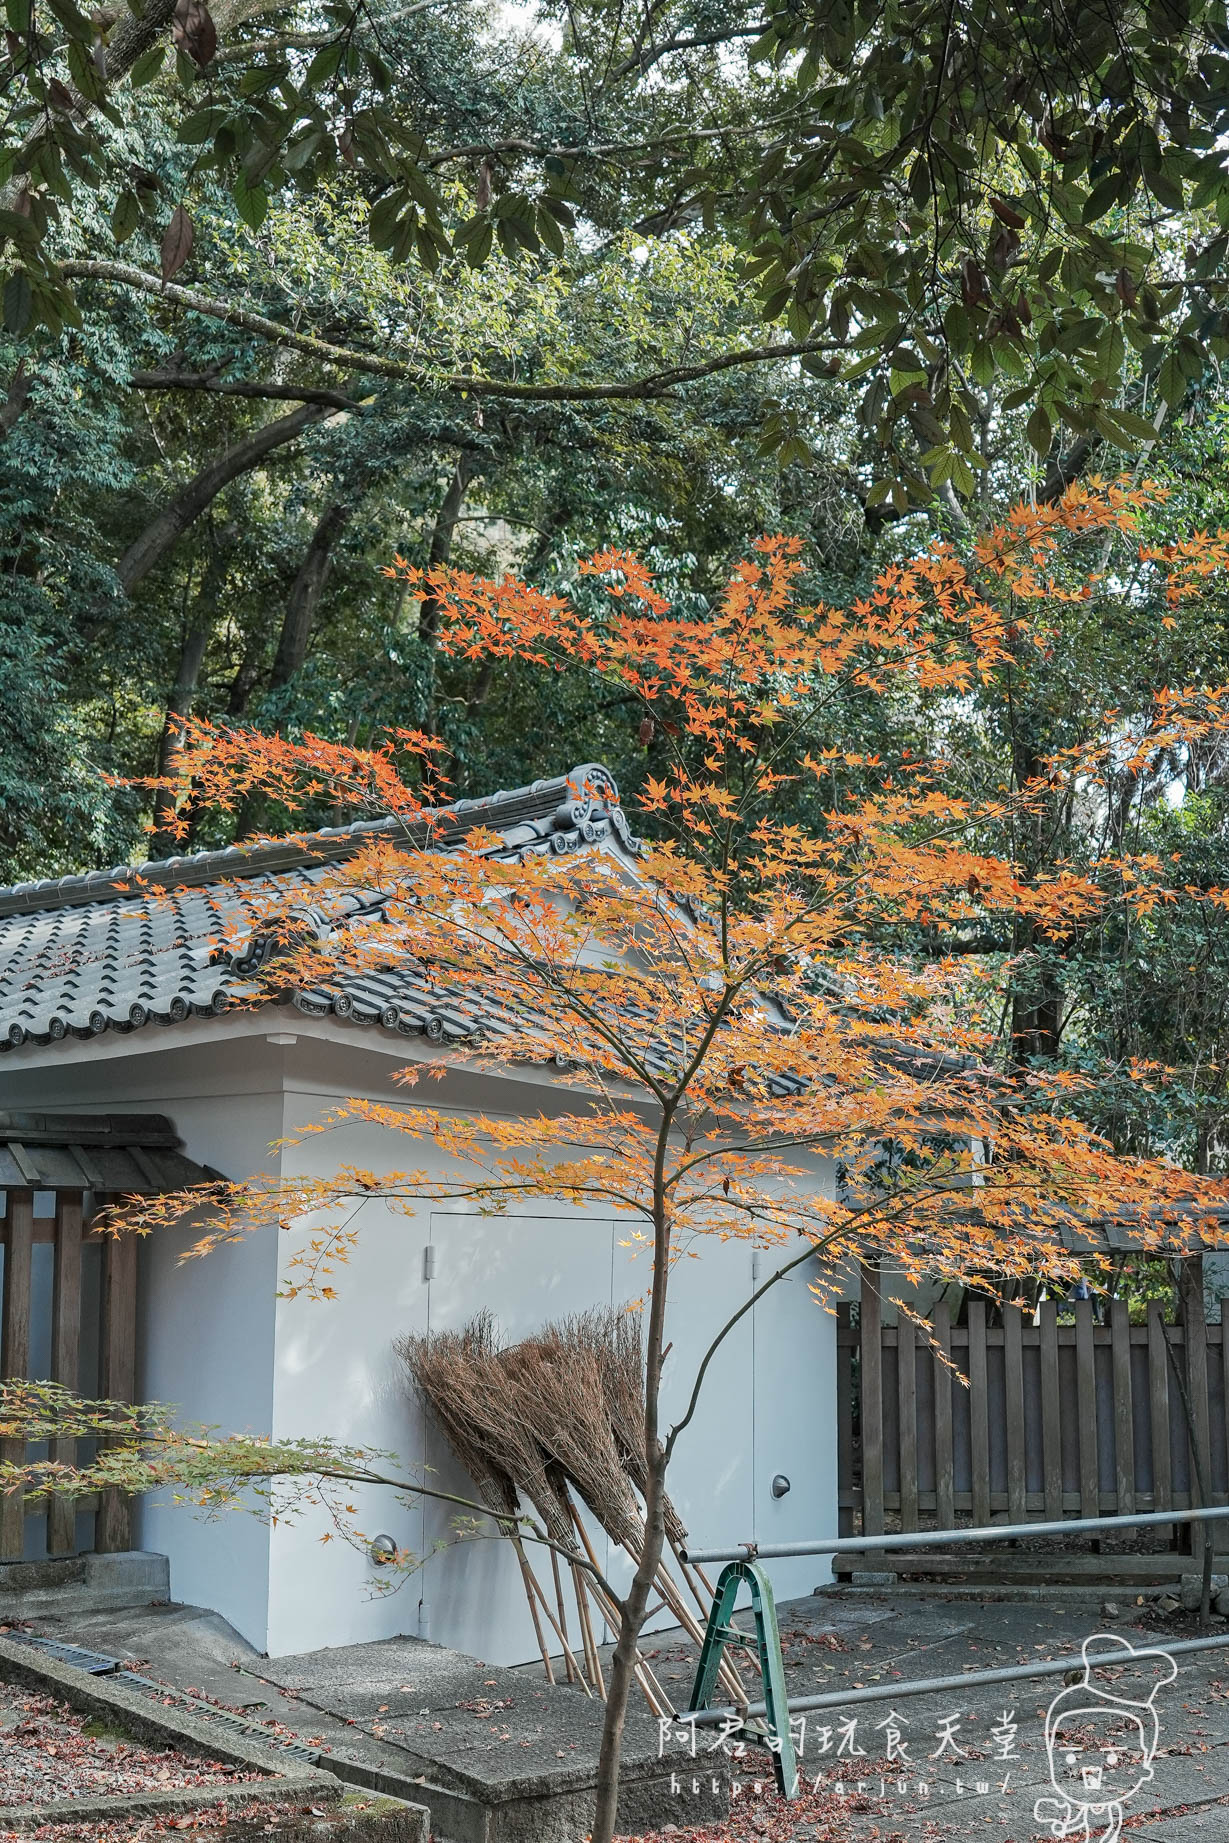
{"left": 396, "top": 1308, "right": 749, "bottom": 1715}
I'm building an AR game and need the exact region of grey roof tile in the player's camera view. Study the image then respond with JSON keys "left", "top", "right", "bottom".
{"left": 0, "top": 766, "right": 640, "bottom": 1060}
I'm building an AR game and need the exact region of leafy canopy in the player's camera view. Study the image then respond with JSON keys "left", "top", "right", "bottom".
{"left": 117, "top": 480, "right": 1229, "bottom": 1298}
{"left": 9, "top": 0, "right": 1229, "bottom": 491}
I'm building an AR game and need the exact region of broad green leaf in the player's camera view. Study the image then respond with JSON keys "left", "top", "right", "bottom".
{"left": 128, "top": 43, "right": 166, "bottom": 86}
{"left": 1026, "top": 404, "right": 1052, "bottom": 454}
{"left": 232, "top": 168, "right": 267, "bottom": 231}
{"left": 305, "top": 40, "right": 344, "bottom": 85}
{"left": 111, "top": 188, "right": 140, "bottom": 243}
{"left": 2, "top": 270, "right": 31, "bottom": 335}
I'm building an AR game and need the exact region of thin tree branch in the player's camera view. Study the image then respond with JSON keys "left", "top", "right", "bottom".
{"left": 63, "top": 261, "right": 841, "bottom": 399}
{"left": 132, "top": 369, "right": 365, "bottom": 411}
{"left": 212, "top": 0, "right": 448, "bottom": 62}
{"left": 606, "top": 19, "right": 768, "bottom": 82}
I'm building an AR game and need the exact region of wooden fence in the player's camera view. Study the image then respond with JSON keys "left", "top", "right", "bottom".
{"left": 0, "top": 1188, "right": 135, "bottom": 1560}
{"left": 839, "top": 1260, "right": 1224, "bottom": 1546}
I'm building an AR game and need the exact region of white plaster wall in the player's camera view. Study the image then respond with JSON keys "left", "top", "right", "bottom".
{"left": 0, "top": 1034, "right": 285, "bottom": 1650}
{"left": 0, "top": 1018, "right": 842, "bottom": 1661}
{"left": 263, "top": 1064, "right": 840, "bottom": 1660}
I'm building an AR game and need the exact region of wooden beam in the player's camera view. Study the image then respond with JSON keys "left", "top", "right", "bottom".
{"left": 0, "top": 1190, "right": 33, "bottom": 1559}
{"left": 1147, "top": 1301, "right": 1173, "bottom": 1527}
{"left": 47, "top": 1193, "right": 83, "bottom": 1556}
{"left": 860, "top": 1263, "right": 884, "bottom": 1536}
{"left": 897, "top": 1310, "right": 918, "bottom": 1531}
{"left": 1180, "top": 1259, "right": 1212, "bottom": 1558}
{"left": 968, "top": 1298, "right": 990, "bottom": 1528}
{"left": 932, "top": 1300, "right": 954, "bottom": 1533}
{"left": 1003, "top": 1302, "right": 1026, "bottom": 1524}
{"left": 95, "top": 1224, "right": 137, "bottom": 1554}
{"left": 1074, "top": 1298, "right": 1099, "bottom": 1523}
{"left": 1039, "top": 1298, "right": 1063, "bottom": 1521}
{"left": 836, "top": 1303, "right": 854, "bottom": 1538}
{"left": 1110, "top": 1297, "right": 1135, "bottom": 1516}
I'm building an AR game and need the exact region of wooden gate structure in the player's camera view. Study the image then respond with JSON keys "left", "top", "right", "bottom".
{"left": 0, "top": 1112, "right": 218, "bottom": 1563}
{"left": 838, "top": 1257, "right": 1229, "bottom": 1575}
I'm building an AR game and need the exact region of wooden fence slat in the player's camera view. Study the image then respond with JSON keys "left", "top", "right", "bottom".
{"left": 1147, "top": 1301, "right": 1173, "bottom": 1518}
{"left": 1075, "top": 1299, "right": 1099, "bottom": 1521}
{"left": 1039, "top": 1298, "right": 1063, "bottom": 1520}
{"left": 95, "top": 1226, "right": 137, "bottom": 1554}
{"left": 1110, "top": 1298, "right": 1135, "bottom": 1516}
{"left": 0, "top": 1189, "right": 33, "bottom": 1560}
{"left": 47, "top": 1193, "right": 84, "bottom": 1557}
{"left": 1221, "top": 1298, "right": 1229, "bottom": 1508}
{"left": 968, "top": 1298, "right": 991, "bottom": 1527}
{"left": 836, "top": 1303, "right": 854, "bottom": 1537}
{"left": 897, "top": 1312, "right": 918, "bottom": 1531}
{"left": 860, "top": 1264, "right": 884, "bottom": 1537}
{"left": 932, "top": 1301, "right": 954, "bottom": 1532}
{"left": 1004, "top": 1303, "right": 1026, "bottom": 1524}
{"left": 1181, "top": 1261, "right": 1212, "bottom": 1557}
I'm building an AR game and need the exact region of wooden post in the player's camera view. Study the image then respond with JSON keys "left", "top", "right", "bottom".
{"left": 836, "top": 1303, "right": 854, "bottom": 1537}
{"left": 95, "top": 1223, "right": 137, "bottom": 1554}
{"left": 1003, "top": 1303, "right": 1027, "bottom": 1525}
{"left": 1110, "top": 1297, "right": 1135, "bottom": 1517}
{"left": 1074, "top": 1297, "right": 1099, "bottom": 1521}
{"left": 860, "top": 1263, "right": 884, "bottom": 1536}
{"left": 1221, "top": 1298, "right": 1229, "bottom": 1523}
{"left": 968, "top": 1298, "right": 991, "bottom": 1527}
{"left": 897, "top": 1310, "right": 918, "bottom": 1531}
{"left": 1038, "top": 1297, "right": 1063, "bottom": 1522}
{"left": 932, "top": 1300, "right": 954, "bottom": 1532}
{"left": 0, "top": 1189, "right": 33, "bottom": 1560}
{"left": 48, "top": 1193, "right": 83, "bottom": 1556}
{"left": 1147, "top": 1301, "right": 1173, "bottom": 1530}
{"left": 1180, "top": 1259, "right": 1211, "bottom": 1560}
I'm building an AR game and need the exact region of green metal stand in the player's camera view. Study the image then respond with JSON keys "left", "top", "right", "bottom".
{"left": 685, "top": 1557, "right": 798, "bottom": 1798}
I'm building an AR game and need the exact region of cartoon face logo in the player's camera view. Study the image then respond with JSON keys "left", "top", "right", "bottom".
{"left": 1049, "top": 1707, "right": 1152, "bottom": 1801}
{"left": 1035, "top": 1634, "right": 1176, "bottom": 1843}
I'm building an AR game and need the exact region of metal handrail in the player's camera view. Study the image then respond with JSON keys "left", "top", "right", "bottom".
{"left": 681, "top": 1498, "right": 1229, "bottom": 1566}
{"left": 687, "top": 1631, "right": 1229, "bottom": 1727}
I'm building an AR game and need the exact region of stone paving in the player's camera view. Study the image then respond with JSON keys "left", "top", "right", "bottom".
{"left": 19, "top": 1587, "right": 1229, "bottom": 1840}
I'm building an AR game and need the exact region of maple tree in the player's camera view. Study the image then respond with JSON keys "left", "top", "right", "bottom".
{"left": 8, "top": 479, "right": 1229, "bottom": 1839}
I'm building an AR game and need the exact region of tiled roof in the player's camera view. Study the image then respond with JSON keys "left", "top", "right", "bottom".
{"left": 0, "top": 1111, "right": 223, "bottom": 1191}
{"left": 0, "top": 765, "right": 641, "bottom": 1056}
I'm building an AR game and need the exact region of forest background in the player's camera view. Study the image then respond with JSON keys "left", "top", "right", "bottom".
{"left": 4, "top": 0, "right": 1229, "bottom": 1176}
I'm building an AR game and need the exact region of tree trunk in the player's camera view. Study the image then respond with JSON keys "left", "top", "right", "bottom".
{"left": 417, "top": 455, "right": 474, "bottom": 645}
{"left": 226, "top": 628, "right": 264, "bottom": 716}
{"left": 270, "top": 499, "right": 353, "bottom": 687}
{"left": 1008, "top": 727, "right": 1063, "bottom": 1068}
{"left": 117, "top": 401, "right": 330, "bottom": 596}
{"left": 1009, "top": 938, "right": 1063, "bottom": 1065}
{"left": 150, "top": 539, "right": 232, "bottom": 855}
{"left": 233, "top": 497, "right": 354, "bottom": 838}
{"left": 591, "top": 1165, "right": 674, "bottom": 1843}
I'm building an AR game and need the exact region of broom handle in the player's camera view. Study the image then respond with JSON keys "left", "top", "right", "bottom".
{"left": 679, "top": 1554, "right": 719, "bottom": 1621}
{"left": 548, "top": 1545, "right": 578, "bottom": 1686}
{"left": 511, "top": 1536, "right": 555, "bottom": 1684}
{"left": 568, "top": 1508, "right": 675, "bottom": 1718}
{"left": 571, "top": 1559, "right": 606, "bottom": 1698}
{"left": 519, "top": 1550, "right": 592, "bottom": 1695}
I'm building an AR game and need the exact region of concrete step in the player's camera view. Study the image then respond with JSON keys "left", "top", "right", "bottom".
{"left": 0, "top": 1549, "right": 169, "bottom": 1618}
